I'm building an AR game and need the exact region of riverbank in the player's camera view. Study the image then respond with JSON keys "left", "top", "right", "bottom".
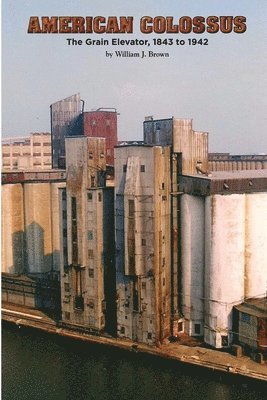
{"left": 2, "top": 303, "right": 266, "bottom": 383}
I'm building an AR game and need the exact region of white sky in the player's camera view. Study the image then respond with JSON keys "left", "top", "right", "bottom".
{"left": 2, "top": 0, "right": 267, "bottom": 153}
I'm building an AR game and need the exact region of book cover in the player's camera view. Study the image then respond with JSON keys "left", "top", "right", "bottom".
{"left": 2, "top": 1, "right": 267, "bottom": 399}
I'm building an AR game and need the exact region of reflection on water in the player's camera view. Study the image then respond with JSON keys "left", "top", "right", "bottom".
{"left": 2, "top": 324, "right": 266, "bottom": 400}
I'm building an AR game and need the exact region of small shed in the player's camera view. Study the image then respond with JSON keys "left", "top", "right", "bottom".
{"left": 234, "top": 298, "right": 267, "bottom": 354}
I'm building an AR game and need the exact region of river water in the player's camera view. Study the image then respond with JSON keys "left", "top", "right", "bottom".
{"left": 2, "top": 323, "right": 266, "bottom": 400}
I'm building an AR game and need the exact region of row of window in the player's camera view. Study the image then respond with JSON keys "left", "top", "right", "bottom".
{"left": 123, "top": 164, "right": 146, "bottom": 172}
{"left": 87, "top": 192, "right": 102, "bottom": 201}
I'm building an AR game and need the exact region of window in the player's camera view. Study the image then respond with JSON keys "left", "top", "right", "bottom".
{"left": 133, "top": 279, "right": 139, "bottom": 312}
{"left": 64, "top": 283, "right": 70, "bottom": 292}
{"left": 147, "top": 332, "right": 152, "bottom": 340}
{"left": 88, "top": 301, "right": 94, "bottom": 309}
{"left": 128, "top": 200, "right": 135, "bottom": 217}
{"left": 162, "top": 183, "right": 165, "bottom": 190}
{"left": 162, "top": 195, "right": 167, "bottom": 201}
{"left": 123, "top": 164, "right": 127, "bottom": 172}
{"left": 156, "top": 122, "right": 161, "bottom": 130}
{"left": 87, "top": 192, "right": 93, "bottom": 201}
{"left": 140, "top": 165, "right": 145, "bottom": 172}
{"left": 178, "top": 321, "right": 184, "bottom": 332}
{"left": 98, "top": 193, "right": 102, "bottom": 202}
{"left": 221, "top": 335, "right": 229, "bottom": 347}
{"left": 87, "top": 230, "right": 93, "bottom": 240}
{"left": 142, "top": 282, "right": 146, "bottom": 290}
{"left": 120, "top": 327, "right": 125, "bottom": 334}
{"left": 194, "top": 323, "right": 201, "bottom": 335}
{"left": 91, "top": 176, "right": 95, "bottom": 188}
{"left": 162, "top": 277, "right": 165, "bottom": 286}
{"left": 89, "top": 268, "right": 94, "bottom": 278}
{"left": 141, "top": 238, "right": 146, "bottom": 246}
{"left": 71, "top": 197, "right": 78, "bottom": 265}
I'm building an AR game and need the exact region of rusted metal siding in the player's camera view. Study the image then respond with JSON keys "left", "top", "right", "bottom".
{"left": 2, "top": 170, "right": 66, "bottom": 184}
{"left": 143, "top": 118, "right": 173, "bottom": 146}
{"left": 178, "top": 172, "right": 267, "bottom": 196}
{"left": 51, "top": 93, "right": 82, "bottom": 169}
{"left": 83, "top": 111, "right": 118, "bottom": 166}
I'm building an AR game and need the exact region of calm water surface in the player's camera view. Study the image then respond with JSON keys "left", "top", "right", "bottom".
{"left": 2, "top": 323, "right": 266, "bottom": 400}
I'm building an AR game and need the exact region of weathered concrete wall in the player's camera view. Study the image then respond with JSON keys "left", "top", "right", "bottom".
{"left": 115, "top": 145, "right": 171, "bottom": 344}
{"left": 181, "top": 191, "right": 267, "bottom": 349}
{"left": 143, "top": 118, "right": 208, "bottom": 175}
{"left": 245, "top": 193, "right": 267, "bottom": 299}
{"left": 181, "top": 194, "right": 205, "bottom": 336}
{"left": 204, "top": 194, "right": 245, "bottom": 348}
{"left": 24, "top": 183, "right": 53, "bottom": 274}
{"left": 62, "top": 137, "right": 110, "bottom": 331}
{"left": 2, "top": 181, "right": 64, "bottom": 277}
{"left": 2, "top": 184, "right": 24, "bottom": 274}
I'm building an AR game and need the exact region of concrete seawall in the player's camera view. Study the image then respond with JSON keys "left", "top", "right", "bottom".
{"left": 2, "top": 304, "right": 267, "bottom": 384}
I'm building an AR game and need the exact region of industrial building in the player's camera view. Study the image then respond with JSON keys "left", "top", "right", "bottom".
{"left": 60, "top": 136, "right": 116, "bottom": 334}
{"left": 51, "top": 94, "right": 118, "bottom": 168}
{"left": 2, "top": 132, "right": 52, "bottom": 170}
{"left": 2, "top": 110, "right": 267, "bottom": 354}
{"left": 179, "top": 170, "right": 267, "bottom": 348}
{"left": 115, "top": 144, "right": 171, "bottom": 344}
{"left": 1, "top": 170, "right": 66, "bottom": 311}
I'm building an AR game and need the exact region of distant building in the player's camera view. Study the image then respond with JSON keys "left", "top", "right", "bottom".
{"left": 60, "top": 136, "right": 116, "bottom": 334}
{"left": 2, "top": 132, "right": 52, "bottom": 170}
{"left": 115, "top": 144, "right": 171, "bottom": 344}
{"left": 209, "top": 153, "right": 267, "bottom": 172}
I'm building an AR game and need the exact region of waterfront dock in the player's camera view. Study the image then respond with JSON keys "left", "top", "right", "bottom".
{"left": 2, "top": 303, "right": 266, "bottom": 383}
